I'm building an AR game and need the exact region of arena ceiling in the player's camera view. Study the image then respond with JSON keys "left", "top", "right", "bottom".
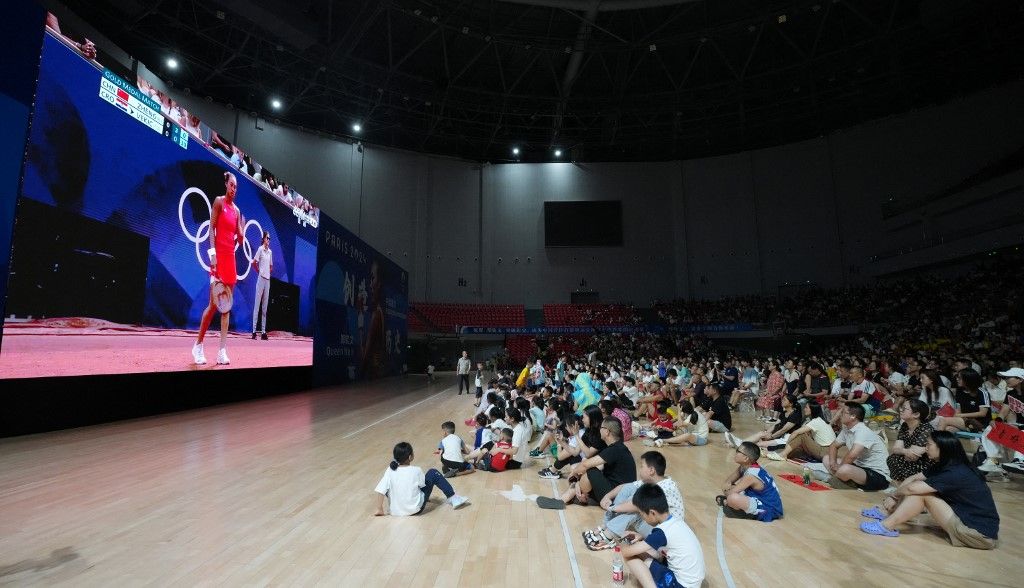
{"left": 64, "top": 0, "right": 1024, "bottom": 162}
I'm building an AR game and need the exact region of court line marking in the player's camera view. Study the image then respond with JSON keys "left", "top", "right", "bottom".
{"left": 716, "top": 507, "right": 738, "bottom": 588}
{"left": 341, "top": 386, "right": 451, "bottom": 440}
{"left": 544, "top": 459, "right": 584, "bottom": 588}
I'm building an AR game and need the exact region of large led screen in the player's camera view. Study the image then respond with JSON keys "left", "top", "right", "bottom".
{"left": 0, "top": 31, "right": 318, "bottom": 378}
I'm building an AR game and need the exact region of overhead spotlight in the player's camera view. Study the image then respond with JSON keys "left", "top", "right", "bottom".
{"left": 216, "top": 10, "right": 225, "bottom": 20}
{"left": 352, "top": 122, "right": 362, "bottom": 133}
{"left": 554, "top": 149, "right": 562, "bottom": 157}
{"left": 166, "top": 57, "right": 179, "bottom": 69}
{"left": 512, "top": 147, "right": 520, "bottom": 155}
{"left": 648, "top": 44, "right": 657, "bottom": 52}
{"left": 271, "top": 98, "right": 282, "bottom": 109}
{"left": 778, "top": 14, "right": 787, "bottom": 24}
{"left": 564, "top": 46, "right": 572, "bottom": 54}
{"left": 462, "top": 26, "right": 469, "bottom": 34}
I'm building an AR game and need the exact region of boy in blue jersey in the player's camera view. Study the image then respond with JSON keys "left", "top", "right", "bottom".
{"left": 620, "top": 483, "right": 706, "bottom": 588}
{"left": 716, "top": 441, "right": 784, "bottom": 522}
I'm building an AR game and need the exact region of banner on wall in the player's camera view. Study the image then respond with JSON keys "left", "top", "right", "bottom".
{"left": 313, "top": 215, "right": 408, "bottom": 386}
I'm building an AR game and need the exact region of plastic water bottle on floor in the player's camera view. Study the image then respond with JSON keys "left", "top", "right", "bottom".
{"left": 802, "top": 466, "right": 812, "bottom": 486}
{"left": 612, "top": 546, "right": 625, "bottom": 586}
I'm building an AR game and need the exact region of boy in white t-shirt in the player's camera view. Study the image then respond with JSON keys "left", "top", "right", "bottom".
{"left": 621, "top": 483, "right": 705, "bottom": 588}
{"left": 436, "top": 421, "right": 474, "bottom": 478}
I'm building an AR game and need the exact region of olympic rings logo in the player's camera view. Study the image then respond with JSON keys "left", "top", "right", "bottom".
{"left": 178, "top": 187, "right": 263, "bottom": 282}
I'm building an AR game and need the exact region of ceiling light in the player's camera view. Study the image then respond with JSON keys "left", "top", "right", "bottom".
{"left": 352, "top": 122, "right": 362, "bottom": 133}
{"left": 554, "top": 149, "right": 562, "bottom": 157}
{"left": 778, "top": 14, "right": 787, "bottom": 24}
{"left": 271, "top": 98, "right": 282, "bottom": 110}
{"left": 166, "top": 57, "right": 178, "bottom": 69}
{"left": 648, "top": 44, "right": 657, "bottom": 52}
{"left": 512, "top": 147, "right": 520, "bottom": 155}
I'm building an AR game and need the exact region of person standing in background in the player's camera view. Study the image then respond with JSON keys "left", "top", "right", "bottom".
{"left": 457, "top": 351, "right": 472, "bottom": 395}
{"left": 251, "top": 231, "right": 273, "bottom": 340}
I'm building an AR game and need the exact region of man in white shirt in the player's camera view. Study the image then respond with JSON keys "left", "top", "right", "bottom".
{"left": 251, "top": 231, "right": 273, "bottom": 340}
{"left": 824, "top": 402, "right": 891, "bottom": 491}
{"left": 457, "top": 351, "right": 472, "bottom": 395}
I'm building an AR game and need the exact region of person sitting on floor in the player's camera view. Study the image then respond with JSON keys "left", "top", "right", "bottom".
{"left": 697, "top": 383, "right": 732, "bottom": 434}
{"left": 645, "top": 402, "right": 709, "bottom": 448}
{"left": 764, "top": 401, "right": 836, "bottom": 462}
{"left": 933, "top": 369, "right": 990, "bottom": 434}
{"left": 859, "top": 430, "right": 999, "bottom": 549}
{"left": 373, "top": 442, "right": 469, "bottom": 515}
{"left": 620, "top": 483, "right": 706, "bottom": 588}
{"left": 715, "top": 441, "right": 784, "bottom": 522}
{"left": 538, "top": 418, "right": 636, "bottom": 509}
{"left": 581, "top": 451, "right": 685, "bottom": 550}
{"left": 824, "top": 402, "right": 892, "bottom": 491}
{"left": 885, "top": 399, "right": 935, "bottom": 483}
{"left": 729, "top": 394, "right": 803, "bottom": 450}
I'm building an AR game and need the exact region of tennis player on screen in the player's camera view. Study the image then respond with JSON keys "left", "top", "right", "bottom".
{"left": 192, "top": 171, "right": 245, "bottom": 365}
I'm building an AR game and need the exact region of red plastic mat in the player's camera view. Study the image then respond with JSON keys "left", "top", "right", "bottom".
{"left": 778, "top": 473, "right": 831, "bottom": 491}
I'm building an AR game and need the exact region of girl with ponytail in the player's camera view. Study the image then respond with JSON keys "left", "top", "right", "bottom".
{"left": 373, "top": 442, "right": 469, "bottom": 516}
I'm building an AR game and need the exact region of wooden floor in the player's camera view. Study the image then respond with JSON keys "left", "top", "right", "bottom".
{"left": 1, "top": 375, "right": 1021, "bottom": 587}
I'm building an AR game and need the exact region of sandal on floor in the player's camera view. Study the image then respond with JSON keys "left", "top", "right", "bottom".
{"left": 859, "top": 520, "right": 898, "bottom": 537}
{"left": 861, "top": 506, "right": 888, "bottom": 520}
{"left": 714, "top": 495, "right": 727, "bottom": 508}
{"left": 583, "top": 528, "right": 618, "bottom": 551}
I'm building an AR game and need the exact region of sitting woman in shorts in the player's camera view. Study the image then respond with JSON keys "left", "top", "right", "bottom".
{"left": 859, "top": 430, "right": 999, "bottom": 549}
{"left": 645, "top": 402, "right": 708, "bottom": 448}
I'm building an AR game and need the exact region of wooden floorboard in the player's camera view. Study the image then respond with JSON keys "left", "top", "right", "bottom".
{"left": 1, "top": 374, "right": 1021, "bottom": 587}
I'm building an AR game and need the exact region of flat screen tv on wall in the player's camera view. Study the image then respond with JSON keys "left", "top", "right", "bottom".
{"left": 543, "top": 201, "right": 623, "bottom": 247}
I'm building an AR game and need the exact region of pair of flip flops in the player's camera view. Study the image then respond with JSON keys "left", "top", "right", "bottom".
{"left": 582, "top": 528, "right": 617, "bottom": 551}
{"left": 714, "top": 495, "right": 757, "bottom": 520}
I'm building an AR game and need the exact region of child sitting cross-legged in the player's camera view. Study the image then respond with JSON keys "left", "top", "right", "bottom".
{"left": 714, "top": 441, "right": 784, "bottom": 522}
{"left": 619, "top": 483, "right": 705, "bottom": 588}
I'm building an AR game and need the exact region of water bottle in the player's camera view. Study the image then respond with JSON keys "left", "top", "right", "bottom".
{"left": 802, "top": 466, "right": 812, "bottom": 486}
{"left": 612, "top": 546, "right": 625, "bottom": 586}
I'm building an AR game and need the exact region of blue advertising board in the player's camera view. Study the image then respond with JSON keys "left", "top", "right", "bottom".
{"left": 313, "top": 215, "right": 408, "bottom": 385}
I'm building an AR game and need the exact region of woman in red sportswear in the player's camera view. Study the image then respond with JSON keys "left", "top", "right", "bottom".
{"left": 192, "top": 171, "right": 245, "bottom": 365}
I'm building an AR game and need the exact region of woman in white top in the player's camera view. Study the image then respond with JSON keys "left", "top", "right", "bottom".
{"left": 373, "top": 442, "right": 469, "bottom": 515}
{"left": 649, "top": 402, "right": 709, "bottom": 447}
{"left": 919, "top": 369, "right": 954, "bottom": 411}
{"left": 765, "top": 401, "right": 836, "bottom": 461}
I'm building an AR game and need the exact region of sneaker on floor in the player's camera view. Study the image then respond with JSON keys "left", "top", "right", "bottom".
{"left": 654, "top": 439, "right": 664, "bottom": 448}
{"left": 442, "top": 467, "right": 458, "bottom": 478}
{"left": 539, "top": 469, "right": 561, "bottom": 480}
{"left": 764, "top": 451, "right": 783, "bottom": 461}
{"left": 766, "top": 418, "right": 780, "bottom": 425}
{"left": 978, "top": 459, "right": 1002, "bottom": 473}
{"left": 642, "top": 438, "right": 657, "bottom": 447}
{"left": 261, "top": 332, "right": 268, "bottom": 340}
{"left": 529, "top": 449, "right": 543, "bottom": 458}
{"left": 251, "top": 331, "right": 258, "bottom": 340}
{"left": 191, "top": 342, "right": 206, "bottom": 365}
{"left": 1001, "top": 460, "right": 1024, "bottom": 474}
{"left": 449, "top": 495, "right": 470, "bottom": 510}
{"left": 725, "top": 432, "right": 740, "bottom": 448}
{"left": 216, "top": 348, "right": 230, "bottom": 365}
